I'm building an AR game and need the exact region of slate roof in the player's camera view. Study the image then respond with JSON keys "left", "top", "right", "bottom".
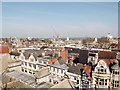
{"left": 23, "top": 49, "right": 43, "bottom": 59}
{"left": 9, "top": 51, "right": 20, "bottom": 56}
{"left": 23, "top": 49, "right": 54, "bottom": 59}
{"left": 68, "top": 63, "right": 83, "bottom": 75}
{"left": 49, "top": 59, "right": 69, "bottom": 70}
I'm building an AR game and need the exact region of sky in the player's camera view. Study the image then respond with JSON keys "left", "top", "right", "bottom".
{"left": 2, "top": 2, "right": 118, "bottom": 38}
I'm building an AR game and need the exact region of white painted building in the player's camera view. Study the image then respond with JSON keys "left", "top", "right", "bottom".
{"left": 92, "top": 60, "right": 111, "bottom": 88}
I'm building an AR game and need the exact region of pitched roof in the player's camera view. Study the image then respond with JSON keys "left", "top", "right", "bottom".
{"left": 23, "top": 49, "right": 55, "bottom": 59}
{"left": 83, "top": 65, "right": 91, "bottom": 77}
{"left": 68, "top": 63, "right": 83, "bottom": 75}
{"left": 98, "top": 51, "right": 117, "bottom": 59}
{"left": 0, "top": 45, "right": 9, "bottom": 54}
{"left": 9, "top": 51, "right": 20, "bottom": 56}
{"left": 48, "top": 57, "right": 58, "bottom": 64}
{"left": 23, "top": 49, "right": 43, "bottom": 59}
{"left": 49, "top": 59, "right": 68, "bottom": 70}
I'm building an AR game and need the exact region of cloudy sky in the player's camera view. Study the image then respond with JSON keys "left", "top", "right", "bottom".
{"left": 2, "top": 2, "right": 118, "bottom": 38}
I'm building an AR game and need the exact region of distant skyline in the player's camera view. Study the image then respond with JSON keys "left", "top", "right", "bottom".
{"left": 2, "top": 2, "right": 118, "bottom": 38}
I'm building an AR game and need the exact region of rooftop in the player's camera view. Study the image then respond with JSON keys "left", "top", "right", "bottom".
{"left": 68, "top": 63, "right": 83, "bottom": 75}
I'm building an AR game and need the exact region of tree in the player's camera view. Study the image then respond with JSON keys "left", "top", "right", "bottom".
{"left": 82, "top": 37, "right": 94, "bottom": 44}
{"left": 97, "top": 37, "right": 110, "bottom": 44}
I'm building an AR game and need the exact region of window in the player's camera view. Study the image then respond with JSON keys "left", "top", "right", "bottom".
{"left": 61, "top": 70, "right": 63, "bottom": 74}
{"left": 29, "top": 71, "right": 32, "bottom": 74}
{"left": 53, "top": 68, "right": 55, "bottom": 72}
{"left": 25, "top": 62, "right": 27, "bottom": 66}
{"left": 21, "top": 68, "right": 24, "bottom": 72}
{"left": 105, "top": 69, "right": 106, "bottom": 72}
{"left": 113, "top": 80, "right": 119, "bottom": 88}
{"left": 118, "top": 71, "right": 119, "bottom": 75}
{"left": 43, "top": 61, "right": 47, "bottom": 64}
{"left": 57, "top": 69, "right": 59, "bottom": 73}
{"left": 112, "top": 84, "right": 114, "bottom": 87}
{"left": 49, "top": 67, "right": 51, "bottom": 71}
{"left": 98, "top": 68, "right": 106, "bottom": 74}
{"left": 113, "top": 70, "right": 119, "bottom": 75}
{"left": 33, "top": 64, "right": 36, "bottom": 69}
{"left": 29, "top": 63, "right": 32, "bottom": 67}
{"left": 77, "top": 80, "right": 79, "bottom": 84}
{"left": 50, "top": 79, "right": 51, "bottom": 82}
{"left": 113, "top": 80, "right": 114, "bottom": 83}
{"left": 74, "top": 77, "right": 76, "bottom": 80}
{"left": 33, "top": 72, "right": 35, "bottom": 75}
{"left": 101, "top": 69, "right": 103, "bottom": 72}
{"left": 35, "top": 59, "right": 37, "bottom": 62}
{"left": 96, "top": 78, "right": 98, "bottom": 84}
{"left": 25, "top": 70, "right": 27, "bottom": 73}
{"left": 105, "top": 79, "right": 107, "bottom": 85}
{"left": 113, "top": 71, "right": 114, "bottom": 74}
{"left": 21, "top": 61, "right": 24, "bottom": 65}
{"left": 55, "top": 68, "right": 57, "bottom": 73}
{"left": 99, "top": 79, "right": 104, "bottom": 85}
